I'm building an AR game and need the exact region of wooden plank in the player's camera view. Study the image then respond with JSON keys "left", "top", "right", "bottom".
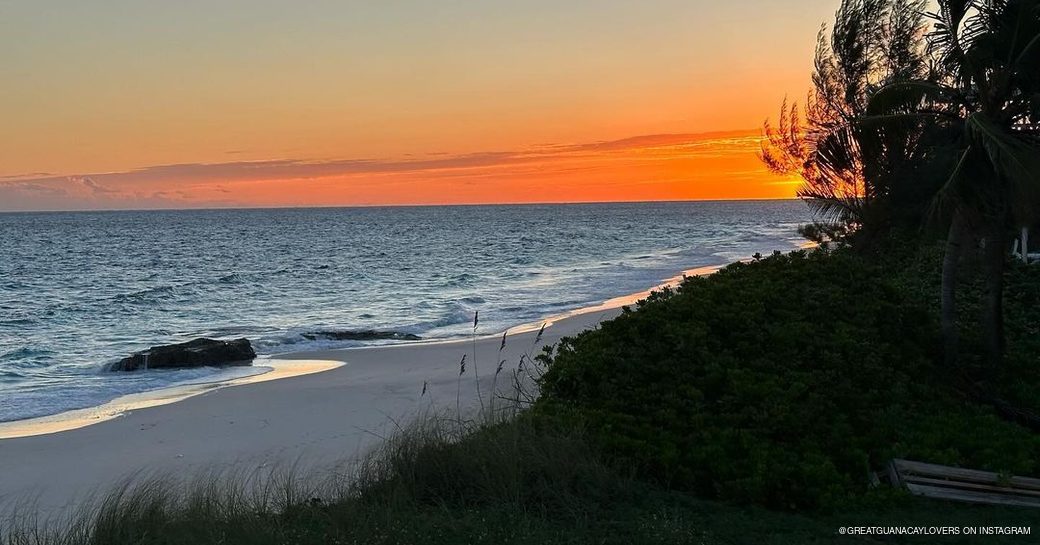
{"left": 887, "top": 460, "right": 903, "bottom": 487}
{"left": 905, "top": 483, "right": 1040, "bottom": 508}
{"left": 1024, "top": 227, "right": 1030, "bottom": 263}
{"left": 902, "top": 476, "right": 1040, "bottom": 498}
{"left": 893, "top": 459, "right": 1040, "bottom": 491}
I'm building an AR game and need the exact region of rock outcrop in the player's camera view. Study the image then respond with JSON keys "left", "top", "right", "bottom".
{"left": 109, "top": 338, "right": 256, "bottom": 372}
{"left": 301, "top": 330, "right": 422, "bottom": 342}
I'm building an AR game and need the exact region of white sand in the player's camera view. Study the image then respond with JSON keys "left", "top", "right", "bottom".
{"left": 0, "top": 260, "right": 732, "bottom": 517}
{"left": 0, "top": 306, "right": 623, "bottom": 516}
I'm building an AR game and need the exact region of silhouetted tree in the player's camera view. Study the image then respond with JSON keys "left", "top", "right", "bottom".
{"left": 867, "top": 0, "right": 1040, "bottom": 368}
{"left": 761, "top": 0, "right": 929, "bottom": 237}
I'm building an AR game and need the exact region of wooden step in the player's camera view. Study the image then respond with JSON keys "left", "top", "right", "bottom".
{"left": 889, "top": 459, "right": 1040, "bottom": 508}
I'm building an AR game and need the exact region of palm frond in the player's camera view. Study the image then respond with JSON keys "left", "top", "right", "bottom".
{"left": 926, "top": 144, "right": 973, "bottom": 222}
{"left": 798, "top": 189, "right": 866, "bottom": 223}
{"left": 927, "top": 0, "right": 976, "bottom": 77}
{"left": 966, "top": 112, "right": 1040, "bottom": 221}
{"left": 866, "top": 80, "right": 957, "bottom": 114}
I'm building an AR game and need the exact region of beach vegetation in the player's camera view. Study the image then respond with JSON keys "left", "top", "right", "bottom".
{"left": 865, "top": 0, "right": 1040, "bottom": 369}
{"left": 536, "top": 247, "right": 1040, "bottom": 510}
{"left": 765, "top": 0, "right": 1040, "bottom": 388}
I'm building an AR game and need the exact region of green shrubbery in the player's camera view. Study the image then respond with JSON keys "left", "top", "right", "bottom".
{"left": 535, "top": 248, "right": 1040, "bottom": 510}
{"left": 999, "top": 261, "right": 1040, "bottom": 409}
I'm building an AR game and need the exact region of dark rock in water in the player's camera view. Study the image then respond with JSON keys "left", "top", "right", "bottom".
{"left": 109, "top": 338, "right": 256, "bottom": 372}
{"left": 301, "top": 330, "right": 421, "bottom": 342}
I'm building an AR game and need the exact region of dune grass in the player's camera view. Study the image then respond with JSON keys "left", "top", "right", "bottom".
{"left": 0, "top": 414, "right": 693, "bottom": 545}
{"left": 2, "top": 412, "right": 1037, "bottom": 545}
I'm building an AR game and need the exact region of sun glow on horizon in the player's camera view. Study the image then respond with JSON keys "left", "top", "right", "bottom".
{"left": 0, "top": 0, "right": 836, "bottom": 211}
{"left": 0, "top": 131, "right": 802, "bottom": 211}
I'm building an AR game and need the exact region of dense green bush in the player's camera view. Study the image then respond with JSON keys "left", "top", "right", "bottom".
{"left": 998, "top": 261, "right": 1040, "bottom": 409}
{"left": 891, "top": 241, "right": 1040, "bottom": 412}
{"left": 535, "top": 248, "right": 1040, "bottom": 510}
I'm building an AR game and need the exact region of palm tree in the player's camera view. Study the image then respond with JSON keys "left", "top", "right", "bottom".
{"left": 867, "top": 0, "right": 1040, "bottom": 368}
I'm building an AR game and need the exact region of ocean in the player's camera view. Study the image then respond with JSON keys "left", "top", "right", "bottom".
{"left": 0, "top": 201, "right": 810, "bottom": 422}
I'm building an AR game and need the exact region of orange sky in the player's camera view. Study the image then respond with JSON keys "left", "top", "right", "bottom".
{"left": 0, "top": 131, "right": 800, "bottom": 210}
{"left": 0, "top": 1, "right": 832, "bottom": 211}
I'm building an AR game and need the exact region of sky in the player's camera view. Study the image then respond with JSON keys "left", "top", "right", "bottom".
{"left": 0, "top": 0, "right": 838, "bottom": 211}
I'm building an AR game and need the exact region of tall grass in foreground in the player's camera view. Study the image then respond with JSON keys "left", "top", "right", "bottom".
{"left": 0, "top": 410, "right": 652, "bottom": 545}
{"left": 7, "top": 409, "right": 1036, "bottom": 545}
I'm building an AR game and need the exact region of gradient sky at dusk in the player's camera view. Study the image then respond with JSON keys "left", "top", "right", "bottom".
{"left": 0, "top": 0, "right": 836, "bottom": 211}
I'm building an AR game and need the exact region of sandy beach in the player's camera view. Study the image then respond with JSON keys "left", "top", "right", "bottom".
{"left": 0, "top": 303, "right": 624, "bottom": 516}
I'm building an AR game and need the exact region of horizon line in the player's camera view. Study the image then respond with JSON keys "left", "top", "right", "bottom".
{"left": 0, "top": 196, "right": 803, "bottom": 215}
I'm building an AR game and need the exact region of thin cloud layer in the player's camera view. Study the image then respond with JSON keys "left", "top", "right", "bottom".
{"left": 0, "top": 130, "right": 792, "bottom": 211}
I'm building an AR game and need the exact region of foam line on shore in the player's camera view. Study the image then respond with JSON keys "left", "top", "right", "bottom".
{"left": 523, "top": 244, "right": 812, "bottom": 332}
{"left": 0, "top": 359, "right": 343, "bottom": 439}
{"left": 500, "top": 261, "right": 738, "bottom": 339}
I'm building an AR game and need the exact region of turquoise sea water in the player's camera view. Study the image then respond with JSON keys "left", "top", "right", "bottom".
{"left": 0, "top": 201, "right": 810, "bottom": 421}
